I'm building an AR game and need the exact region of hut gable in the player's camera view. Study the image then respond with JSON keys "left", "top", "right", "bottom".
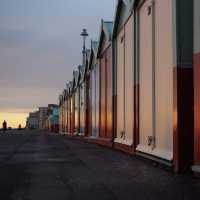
{"left": 113, "top": 0, "right": 135, "bottom": 38}
{"left": 83, "top": 49, "right": 91, "bottom": 77}
{"left": 79, "top": 65, "right": 85, "bottom": 84}
{"left": 73, "top": 70, "right": 80, "bottom": 89}
{"left": 89, "top": 41, "right": 98, "bottom": 69}
{"left": 97, "top": 20, "right": 113, "bottom": 58}
{"left": 194, "top": 0, "right": 200, "bottom": 54}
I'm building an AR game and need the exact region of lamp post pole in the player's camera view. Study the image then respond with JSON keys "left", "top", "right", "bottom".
{"left": 80, "top": 29, "right": 89, "bottom": 66}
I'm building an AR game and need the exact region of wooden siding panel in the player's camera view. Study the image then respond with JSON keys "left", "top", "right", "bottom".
{"left": 194, "top": 0, "right": 200, "bottom": 166}
{"left": 173, "top": 0, "right": 194, "bottom": 172}
{"left": 194, "top": 52, "right": 200, "bottom": 165}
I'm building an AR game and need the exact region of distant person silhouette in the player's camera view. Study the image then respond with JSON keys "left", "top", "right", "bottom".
{"left": 18, "top": 124, "right": 22, "bottom": 130}
{"left": 2, "top": 120, "right": 7, "bottom": 132}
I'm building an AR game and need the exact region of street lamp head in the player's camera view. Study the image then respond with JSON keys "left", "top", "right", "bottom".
{"left": 80, "top": 28, "right": 88, "bottom": 40}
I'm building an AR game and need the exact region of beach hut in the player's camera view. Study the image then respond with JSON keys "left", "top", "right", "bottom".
{"left": 66, "top": 83, "right": 71, "bottom": 134}
{"left": 84, "top": 50, "right": 92, "bottom": 137}
{"left": 71, "top": 80, "right": 76, "bottom": 135}
{"left": 61, "top": 90, "right": 66, "bottom": 134}
{"left": 79, "top": 66, "right": 86, "bottom": 135}
{"left": 72, "top": 70, "right": 80, "bottom": 135}
{"left": 89, "top": 41, "right": 99, "bottom": 138}
{"left": 96, "top": 20, "right": 113, "bottom": 147}
{"left": 67, "top": 81, "right": 74, "bottom": 135}
{"left": 58, "top": 94, "right": 63, "bottom": 134}
{"left": 134, "top": 0, "right": 194, "bottom": 172}
{"left": 63, "top": 89, "right": 67, "bottom": 134}
{"left": 113, "top": 0, "right": 135, "bottom": 154}
{"left": 74, "top": 69, "right": 81, "bottom": 135}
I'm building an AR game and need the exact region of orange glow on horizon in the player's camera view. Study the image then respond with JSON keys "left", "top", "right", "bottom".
{"left": 0, "top": 112, "right": 28, "bottom": 128}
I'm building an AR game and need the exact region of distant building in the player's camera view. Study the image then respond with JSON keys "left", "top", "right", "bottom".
{"left": 26, "top": 104, "right": 59, "bottom": 131}
{"left": 45, "top": 104, "right": 59, "bottom": 133}
{"left": 27, "top": 111, "right": 39, "bottom": 129}
{"left": 38, "top": 107, "right": 49, "bottom": 130}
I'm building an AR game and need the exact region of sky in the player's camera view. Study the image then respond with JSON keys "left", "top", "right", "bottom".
{"left": 0, "top": 0, "right": 116, "bottom": 128}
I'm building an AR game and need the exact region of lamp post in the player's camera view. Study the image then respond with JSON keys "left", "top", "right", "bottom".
{"left": 80, "top": 28, "right": 89, "bottom": 66}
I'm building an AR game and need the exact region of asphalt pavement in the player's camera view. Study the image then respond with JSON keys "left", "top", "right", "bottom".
{"left": 0, "top": 130, "right": 200, "bottom": 200}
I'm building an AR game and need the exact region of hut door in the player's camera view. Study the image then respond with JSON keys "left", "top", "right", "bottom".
{"left": 75, "top": 91, "right": 79, "bottom": 133}
{"left": 116, "top": 16, "right": 134, "bottom": 145}
{"left": 65, "top": 100, "right": 68, "bottom": 133}
{"left": 79, "top": 85, "right": 85, "bottom": 134}
{"left": 91, "top": 68, "right": 97, "bottom": 137}
{"left": 69, "top": 98, "right": 72, "bottom": 133}
{"left": 85, "top": 77, "right": 91, "bottom": 136}
{"left": 72, "top": 95, "right": 75, "bottom": 134}
{"left": 137, "top": 0, "right": 154, "bottom": 153}
{"left": 124, "top": 16, "right": 134, "bottom": 144}
{"left": 100, "top": 55, "right": 107, "bottom": 138}
{"left": 68, "top": 100, "right": 70, "bottom": 133}
{"left": 66, "top": 99, "right": 69, "bottom": 133}
{"left": 137, "top": 0, "right": 173, "bottom": 161}
{"left": 153, "top": 0, "right": 173, "bottom": 160}
{"left": 96, "top": 64, "right": 100, "bottom": 138}
{"left": 106, "top": 47, "right": 113, "bottom": 139}
{"left": 116, "top": 29, "right": 125, "bottom": 141}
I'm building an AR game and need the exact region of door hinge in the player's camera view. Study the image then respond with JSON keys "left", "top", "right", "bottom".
{"left": 148, "top": 136, "right": 156, "bottom": 148}
{"left": 120, "top": 130, "right": 126, "bottom": 140}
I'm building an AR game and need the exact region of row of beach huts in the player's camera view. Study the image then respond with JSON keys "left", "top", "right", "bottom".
{"left": 58, "top": 0, "right": 200, "bottom": 173}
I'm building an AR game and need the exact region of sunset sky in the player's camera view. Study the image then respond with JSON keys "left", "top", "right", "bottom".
{"left": 0, "top": 0, "right": 116, "bottom": 128}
